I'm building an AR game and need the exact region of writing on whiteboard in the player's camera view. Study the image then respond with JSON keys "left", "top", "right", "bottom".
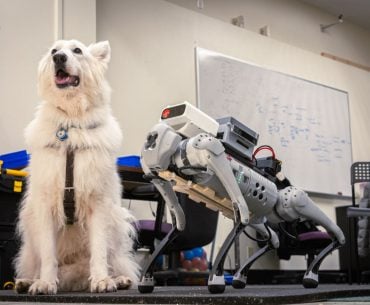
{"left": 257, "top": 100, "right": 350, "bottom": 163}
{"left": 197, "top": 47, "right": 352, "bottom": 195}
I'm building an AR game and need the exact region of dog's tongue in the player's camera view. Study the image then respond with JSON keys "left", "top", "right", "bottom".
{"left": 55, "top": 70, "right": 80, "bottom": 87}
{"left": 55, "top": 70, "right": 70, "bottom": 85}
{"left": 55, "top": 75, "right": 71, "bottom": 85}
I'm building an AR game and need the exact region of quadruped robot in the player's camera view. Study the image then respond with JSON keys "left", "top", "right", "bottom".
{"left": 139, "top": 102, "right": 345, "bottom": 294}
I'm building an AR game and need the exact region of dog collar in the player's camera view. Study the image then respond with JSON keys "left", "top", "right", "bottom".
{"left": 56, "top": 123, "right": 100, "bottom": 142}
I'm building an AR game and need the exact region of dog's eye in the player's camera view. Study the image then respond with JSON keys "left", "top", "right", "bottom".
{"left": 73, "top": 48, "right": 82, "bottom": 54}
{"left": 51, "top": 49, "right": 57, "bottom": 55}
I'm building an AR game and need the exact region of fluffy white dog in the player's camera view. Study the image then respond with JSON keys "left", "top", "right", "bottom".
{"left": 14, "top": 40, "right": 140, "bottom": 295}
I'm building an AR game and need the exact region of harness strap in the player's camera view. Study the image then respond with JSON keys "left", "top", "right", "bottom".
{"left": 64, "top": 149, "right": 76, "bottom": 225}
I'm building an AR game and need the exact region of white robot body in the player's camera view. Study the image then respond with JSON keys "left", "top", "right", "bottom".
{"left": 171, "top": 135, "right": 344, "bottom": 241}
{"left": 173, "top": 139, "right": 279, "bottom": 219}
{"left": 228, "top": 157, "right": 279, "bottom": 219}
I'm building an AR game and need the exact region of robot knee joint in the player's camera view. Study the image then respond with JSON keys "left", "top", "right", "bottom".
{"left": 190, "top": 133, "right": 224, "bottom": 155}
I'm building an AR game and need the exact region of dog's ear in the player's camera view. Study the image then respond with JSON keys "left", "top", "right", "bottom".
{"left": 88, "top": 41, "right": 111, "bottom": 64}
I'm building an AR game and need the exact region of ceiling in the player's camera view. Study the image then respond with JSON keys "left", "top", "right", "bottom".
{"left": 298, "top": 0, "right": 370, "bottom": 31}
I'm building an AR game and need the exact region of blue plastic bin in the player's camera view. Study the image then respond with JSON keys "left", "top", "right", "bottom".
{"left": 224, "top": 274, "right": 233, "bottom": 285}
{"left": 116, "top": 155, "right": 141, "bottom": 168}
{"left": 0, "top": 150, "right": 29, "bottom": 169}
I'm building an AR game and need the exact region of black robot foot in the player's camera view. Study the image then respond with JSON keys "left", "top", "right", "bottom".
{"left": 302, "top": 277, "right": 319, "bottom": 288}
{"left": 138, "top": 284, "right": 154, "bottom": 293}
{"left": 208, "top": 284, "right": 226, "bottom": 294}
{"left": 232, "top": 279, "right": 246, "bottom": 289}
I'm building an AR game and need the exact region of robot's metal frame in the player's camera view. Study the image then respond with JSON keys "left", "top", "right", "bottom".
{"left": 139, "top": 102, "right": 345, "bottom": 294}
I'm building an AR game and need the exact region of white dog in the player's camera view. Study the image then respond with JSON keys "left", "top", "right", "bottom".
{"left": 14, "top": 40, "right": 140, "bottom": 295}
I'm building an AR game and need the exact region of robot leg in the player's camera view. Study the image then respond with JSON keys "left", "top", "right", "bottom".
{"left": 184, "top": 133, "right": 250, "bottom": 225}
{"left": 208, "top": 217, "right": 246, "bottom": 294}
{"left": 138, "top": 226, "right": 178, "bottom": 293}
{"left": 137, "top": 179, "right": 185, "bottom": 294}
{"left": 249, "top": 220, "right": 280, "bottom": 249}
{"left": 276, "top": 186, "right": 345, "bottom": 244}
{"left": 276, "top": 186, "right": 345, "bottom": 288}
{"left": 232, "top": 218, "right": 279, "bottom": 289}
{"left": 302, "top": 240, "right": 341, "bottom": 288}
{"left": 232, "top": 244, "right": 274, "bottom": 289}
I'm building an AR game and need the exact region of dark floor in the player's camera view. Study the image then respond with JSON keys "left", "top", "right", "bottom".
{"left": 1, "top": 284, "right": 370, "bottom": 304}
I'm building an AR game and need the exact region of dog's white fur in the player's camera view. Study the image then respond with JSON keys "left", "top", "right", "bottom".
{"left": 15, "top": 40, "right": 140, "bottom": 295}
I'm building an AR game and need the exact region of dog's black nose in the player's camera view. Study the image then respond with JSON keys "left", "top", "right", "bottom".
{"left": 53, "top": 53, "right": 67, "bottom": 64}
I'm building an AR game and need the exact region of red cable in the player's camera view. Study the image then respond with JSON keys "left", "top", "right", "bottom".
{"left": 252, "top": 145, "right": 276, "bottom": 160}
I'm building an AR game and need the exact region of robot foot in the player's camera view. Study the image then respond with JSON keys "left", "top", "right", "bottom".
{"left": 208, "top": 284, "right": 226, "bottom": 294}
{"left": 208, "top": 275, "right": 226, "bottom": 294}
{"left": 302, "top": 271, "right": 319, "bottom": 288}
{"left": 138, "top": 276, "right": 155, "bottom": 294}
{"left": 231, "top": 244, "right": 273, "bottom": 290}
{"left": 232, "top": 275, "right": 247, "bottom": 289}
{"left": 137, "top": 227, "right": 179, "bottom": 294}
{"left": 208, "top": 221, "right": 246, "bottom": 294}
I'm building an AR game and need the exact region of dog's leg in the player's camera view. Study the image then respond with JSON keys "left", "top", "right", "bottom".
{"left": 28, "top": 208, "right": 59, "bottom": 295}
{"left": 88, "top": 205, "right": 117, "bottom": 293}
{"left": 109, "top": 234, "right": 139, "bottom": 289}
{"left": 110, "top": 253, "right": 139, "bottom": 289}
{"left": 108, "top": 205, "right": 140, "bottom": 290}
{"left": 113, "top": 275, "right": 132, "bottom": 289}
{"left": 15, "top": 240, "right": 39, "bottom": 293}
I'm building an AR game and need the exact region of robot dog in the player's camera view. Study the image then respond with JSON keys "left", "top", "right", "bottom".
{"left": 139, "top": 102, "right": 345, "bottom": 294}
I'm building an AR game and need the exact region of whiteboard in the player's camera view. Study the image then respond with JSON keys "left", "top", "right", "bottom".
{"left": 196, "top": 48, "right": 352, "bottom": 196}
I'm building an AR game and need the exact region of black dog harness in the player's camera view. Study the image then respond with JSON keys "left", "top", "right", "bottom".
{"left": 63, "top": 149, "right": 76, "bottom": 225}
{"left": 56, "top": 127, "right": 76, "bottom": 225}
{"left": 56, "top": 123, "right": 100, "bottom": 225}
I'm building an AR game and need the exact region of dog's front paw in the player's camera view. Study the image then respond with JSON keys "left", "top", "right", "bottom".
{"left": 114, "top": 275, "right": 133, "bottom": 289}
{"left": 90, "top": 277, "right": 117, "bottom": 293}
{"left": 28, "top": 279, "right": 57, "bottom": 295}
{"left": 15, "top": 279, "right": 34, "bottom": 294}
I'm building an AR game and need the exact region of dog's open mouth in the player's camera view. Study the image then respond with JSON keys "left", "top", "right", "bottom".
{"left": 55, "top": 69, "right": 80, "bottom": 88}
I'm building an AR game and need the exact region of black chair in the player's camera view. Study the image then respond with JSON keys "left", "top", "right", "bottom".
{"left": 128, "top": 184, "right": 168, "bottom": 251}
{"left": 266, "top": 220, "right": 333, "bottom": 285}
{"left": 346, "top": 162, "right": 370, "bottom": 283}
{"left": 276, "top": 220, "right": 332, "bottom": 269}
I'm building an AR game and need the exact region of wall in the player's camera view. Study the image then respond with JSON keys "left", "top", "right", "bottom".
{"left": 166, "top": 0, "right": 370, "bottom": 67}
{"left": 97, "top": 0, "right": 370, "bottom": 269}
{"left": 0, "top": 0, "right": 96, "bottom": 155}
{"left": 0, "top": 0, "right": 54, "bottom": 154}
{"left": 62, "top": 0, "right": 96, "bottom": 43}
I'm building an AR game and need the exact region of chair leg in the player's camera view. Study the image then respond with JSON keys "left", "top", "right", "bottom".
{"left": 348, "top": 215, "right": 362, "bottom": 284}
{"left": 138, "top": 227, "right": 179, "bottom": 293}
{"left": 307, "top": 253, "right": 315, "bottom": 269}
{"left": 353, "top": 218, "right": 361, "bottom": 284}
{"left": 347, "top": 216, "right": 353, "bottom": 284}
